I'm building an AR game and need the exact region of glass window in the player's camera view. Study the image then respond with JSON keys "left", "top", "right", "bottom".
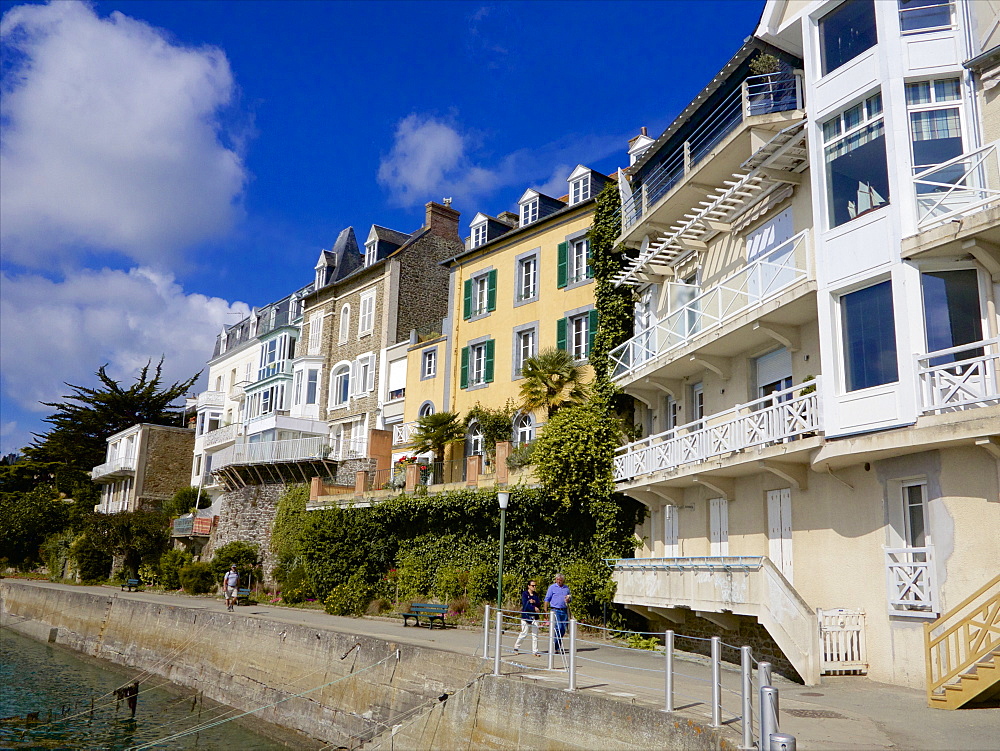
{"left": 520, "top": 199, "right": 539, "bottom": 226}
{"left": 570, "top": 176, "right": 590, "bottom": 204}
{"left": 422, "top": 349, "right": 437, "bottom": 378}
{"left": 332, "top": 366, "right": 350, "bottom": 406}
{"left": 907, "top": 78, "right": 964, "bottom": 193}
{"left": 306, "top": 369, "right": 319, "bottom": 405}
{"left": 842, "top": 280, "right": 899, "bottom": 391}
{"left": 569, "top": 314, "right": 589, "bottom": 360}
{"left": 921, "top": 269, "right": 983, "bottom": 362}
{"left": 690, "top": 382, "right": 704, "bottom": 423}
{"left": 339, "top": 304, "right": 350, "bottom": 343}
{"left": 515, "top": 328, "right": 536, "bottom": 375}
{"left": 823, "top": 92, "right": 889, "bottom": 227}
{"left": 293, "top": 370, "right": 303, "bottom": 405}
{"left": 472, "top": 223, "right": 487, "bottom": 248}
{"left": 517, "top": 256, "right": 537, "bottom": 301}
{"left": 513, "top": 413, "right": 534, "bottom": 445}
{"left": 466, "top": 421, "right": 483, "bottom": 456}
{"left": 899, "top": 0, "right": 952, "bottom": 33}
{"left": 474, "top": 276, "right": 488, "bottom": 315}
{"left": 820, "top": 0, "right": 877, "bottom": 76}
{"left": 365, "top": 241, "right": 377, "bottom": 266}
{"left": 419, "top": 402, "right": 435, "bottom": 418}
{"left": 470, "top": 343, "right": 487, "bottom": 385}
{"left": 359, "top": 292, "right": 375, "bottom": 335}
{"left": 903, "top": 482, "right": 928, "bottom": 547}
{"left": 569, "top": 239, "right": 589, "bottom": 284}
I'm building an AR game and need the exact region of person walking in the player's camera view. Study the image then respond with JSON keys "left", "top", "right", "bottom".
{"left": 513, "top": 580, "right": 542, "bottom": 657}
{"left": 222, "top": 565, "right": 239, "bottom": 611}
{"left": 543, "top": 573, "right": 572, "bottom": 653}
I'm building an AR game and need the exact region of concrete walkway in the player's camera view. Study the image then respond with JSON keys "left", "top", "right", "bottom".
{"left": 4, "top": 579, "right": 998, "bottom": 750}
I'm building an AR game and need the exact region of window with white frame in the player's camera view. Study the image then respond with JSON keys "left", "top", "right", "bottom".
{"left": 365, "top": 240, "right": 378, "bottom": 267}
{"left": 466, "top": 420, "right": 483, "bottom": 456}
{"left": 513, "top": 413, "right": 534, "bottom": 445}
{"left": 520, "top": 199, "right": 539, "bottom": 226}
{"left": 517, "top": 255, "right": 538, "bottom": 301}
{"left": 569, "top": 313, "right": 589, "bottom": 360}
{"left": 471, "top": 222, "right": 487, "bottom": 248}
{"left": 823, "top": 92, "right": 889, "bottom": 228}
{"left": 422, "top": 349, "right": 437, "bottom": 378}
{"left": 921, "top": 269, "right": 983, "bottom": 362}
{"left": 899, "top": 0, "right": 953, "bottom": 33}
{"left": 307, "top": 312, "right": 323, "bottom": 355}
{"left": 305, "top": 368, "right": 319, "bottom": 405}
{"left": 469, "top": 342, "right": 488, "bottom": 386}
{"left": 842, "top": 280, "right": 899, "bottom": 391}
{"left": 819, "top": 0, "right": 877, "bottom": 76}
{"left": 907, "top": 78, "right": 964, "bottom": 193}
{"left": 902, "top": 480, "right": 929, "bottom": 549}
{"left": 690, "top": 382, "right": 704, "bottom": 424}
{"left": 353, "top": 353, "right": 375, "bottom": 395}
{"left": 331, "top": 365, "right": 350, "bottom": 407}
{"left": 515, "top": 328, "right": 536, "bottom": 376}
{"left": 359, "top": 291, "right": 375, "bottom": 336}
{"left": 570, "top": 175, "right": 591, "bottom": 204}
{"left": 569, "top": 238, "right": 589, "bottom": 284}
{"left": 663, "top": 394, "right": 679, "bottom": 431}
{"left": 339, "top": 304, "right": 350, "bottom": 343}
{"left": 419, "top": 402, "right": 435, "bottom": 418}
{"left": 293, "top": 369, "right": 303, "bottom": 405}
{"left": 474, "top": 275, "right": 489, "bottom": 316}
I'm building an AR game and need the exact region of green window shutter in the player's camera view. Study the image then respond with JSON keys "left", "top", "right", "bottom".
{"left": 463, "top": 279, "right": 473, "bottom": 320}
{"left": 487, "top": 269, "right": 497, "bottom": 312}
{"left": 556, "top": 317, "right": 567, "bottom": 352}
{"left": 460, "top": 346, "right": 469, "bottom": 389}
{"left": 587, "top": 309, "right": 599, "bottom": 357}
{"left": 557, "top": 242, "right": 568, "bottom": 288}
{"left": 484, "top": 339, "right": 495, "bottom": 383}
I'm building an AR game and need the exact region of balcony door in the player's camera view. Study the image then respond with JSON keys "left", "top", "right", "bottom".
{"left": 921, "top": 269, "right": 984, "bottom": 363}
{"left": 663, "top": 504, "right": 679, "bottom": 558}
{"left": 747, "top": 209, "right": 795, "bottom": 300}
{"left": 767, "top": 488, "right": 793, "bottom": 584}
{"left": 709, "top": 498, "right": 729, "bottom": 556}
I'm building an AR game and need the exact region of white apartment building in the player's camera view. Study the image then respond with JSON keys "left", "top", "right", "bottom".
{"left": 608, "top": 0, "right": 998, "bottom": 707}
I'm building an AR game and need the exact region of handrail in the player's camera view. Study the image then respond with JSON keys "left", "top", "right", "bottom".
{"left": 913, "top": 140, "right": 999, "bottom": 230}
{"left": 608, "top": 556, "right": 764, "bottom": 572}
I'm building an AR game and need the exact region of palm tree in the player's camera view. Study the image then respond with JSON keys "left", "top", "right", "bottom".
{"left": 519, "top": 348, "right": 588, "bottom": 420}
{"left": 410, "top": 411, "right": 466, "bottom": 461}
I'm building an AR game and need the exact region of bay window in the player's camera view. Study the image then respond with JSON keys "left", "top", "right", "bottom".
{"left": 823, "top": 92, "right": 889, "bottom": 227}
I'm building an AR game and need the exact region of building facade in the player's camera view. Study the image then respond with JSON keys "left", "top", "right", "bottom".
{"left": 93, "top": 423, "right": 195, "bottom": 513}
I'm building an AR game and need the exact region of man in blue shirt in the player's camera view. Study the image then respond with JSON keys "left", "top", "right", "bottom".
{"left": 513, "top": 580, "right": 542, "bottom": 656}
{"left": 543, "top": 573, "right": 572, "bottom": 652}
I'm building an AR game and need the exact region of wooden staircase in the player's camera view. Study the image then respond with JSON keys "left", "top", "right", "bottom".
{"left": 925, "top": 574, "right": 1000, "bottom": 709}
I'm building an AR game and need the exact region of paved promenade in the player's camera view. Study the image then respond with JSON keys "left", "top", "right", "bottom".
{"left": 3, "top": 579, "right": 997, "bottom": 750}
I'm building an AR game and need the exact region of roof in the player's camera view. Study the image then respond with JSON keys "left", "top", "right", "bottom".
{"left": 368, "top": 224, "right": 411, "bottom": 246}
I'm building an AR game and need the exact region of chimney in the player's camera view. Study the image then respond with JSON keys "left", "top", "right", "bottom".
{"left": 497, "top": 211, "right": 519, "bottom": 227}
{"left": 425, "top": 201, "right": 460, "bottom": 239}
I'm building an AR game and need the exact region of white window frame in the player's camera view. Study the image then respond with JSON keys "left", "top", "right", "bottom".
{"left": 331, "top": 364, "right": 351, "bottom": 408}
{"left": 516, "top": 328, "right": 537, "bottom": 375}
{"left": 365, "top": 240, "right": 378, "bottom": 266}
{"left": 822, "top": 91, "right": 888, "bottom": 227}
{"left": 471, "top": 223, "right": 488, "bottom": 248}
{"left": 422, "top": 349, "right": 437, "bottom": 379}
{"left": 339, "top": 304, "right": 351, "bottom": 344}
{"left": 570, "top": 175, "right": 590, "bottom": 204}
{"left": 898, "top": 0, "right": 954, "bottom": 34}
{"left": 709, "top": 498, "right": 729, "bottom": 556}
{"left": 469, "top": 342, "right": 487, "bottom": 386}
{"left": 901, "top": 479, "right": 930, "bottom": 549}
{"left": 293, "top": 369, "right": 304, "bottom": 406}
{"left": 305, "top": 368, "right": 319, "bottom": 405}
{"left": 353, "top": 353, "right": 376, "bottom": 396}
{"left": 569, "top": 238, "right": 589, "bottom": 284}
{"left": 520, "top": 199, "right": 539, "bottom": 226}
{"left": 568, "top": 313, "right": 589, "bottom": 361}
{"left": 905, "top": 77, "right": 965, "bottom": 178}
{"left": 473, "top": 275, "right": 489, "bottom": 316}
{"left": 358, "top": 291, "right": 375, "bottom": 337}
{"left": 307, "top": 312, "right": 323, "bottom": 355}
{"left": 513, "top": 413, "right": 534, "bottom": 445}
{"left": 517, "top": 255, "right": 538, "bottom": 301}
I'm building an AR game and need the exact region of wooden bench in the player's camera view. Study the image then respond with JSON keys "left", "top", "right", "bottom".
{"left": 236, "top": 587, "right": 252, "bottom": 606}
{"left": 121, "top": 579, "right": 141, "bottom": 592}
{"left": 402, "top": 603, "right": 448, "bottom": 629}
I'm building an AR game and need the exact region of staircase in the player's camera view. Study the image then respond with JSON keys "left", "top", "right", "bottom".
{"left": 925, "top": 573, "right": 1000, "bottom": 709}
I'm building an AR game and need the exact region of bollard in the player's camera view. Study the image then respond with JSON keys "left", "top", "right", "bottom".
{"left": 759, "top": 685, "right": 779, "bottom": 751}
{"left": 741, "top": 646, "right": 753, "bottom": 750}
{"left": 664, "top": 630, "right": 675, "bottom": 713}
{"left": 567, "top": 618, "right": 577, "bottom": 691}
{"left": 483, "top": 604, "right": 491, "bottom": 660}
{"left": 758, "top": 660, "right": 772, "bottom": 690}
{"left": 547, "top": 615, "right": 555, "bottom": 671}
{"left": 711, "top": 636, "right": 722, "bottom": 727}
{"left": 493, "top": 609, "right": 502, "bottom": 676}
{"left": 769, "top": 732, "right": 796, "bottom": 751}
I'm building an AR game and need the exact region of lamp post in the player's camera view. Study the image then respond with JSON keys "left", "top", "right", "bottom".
{"left": 496, "top": 491, "right": 509, "bottom": 613}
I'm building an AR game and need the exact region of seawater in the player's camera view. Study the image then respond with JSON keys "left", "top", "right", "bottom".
{"left": 0, "top": 627, "right": 288, "bottom": 749}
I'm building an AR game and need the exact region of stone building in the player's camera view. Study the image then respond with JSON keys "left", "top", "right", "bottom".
{"left": 92, "top": 423, "right": 194, "bottom": 513}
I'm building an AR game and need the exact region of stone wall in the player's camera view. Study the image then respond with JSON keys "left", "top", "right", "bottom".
{"left": 203, "top": 483, "right": 288, "bottom": 579}
{"left": 136, "top": 425, "right": 195, "bottom": 510}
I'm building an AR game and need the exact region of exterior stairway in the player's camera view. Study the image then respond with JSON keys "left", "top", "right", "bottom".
{"left": 925, "top": 573, "right": 1000, "bottom": 709}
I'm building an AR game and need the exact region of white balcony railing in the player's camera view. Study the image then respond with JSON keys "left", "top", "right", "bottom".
{"left": 196, "top": 390, "right": 225, "bottom": 409}
{"left": 212, "top": 436, "right": 329, "bottom": 471}
{"left": 622, "top": 71, "right": 803, "bottom": 232}
{"left": 885, "top": 546, "right": 938, "bottom": 616}
{"left": 393, "top": 421, "right": 419, "bottom": 446}
{"left": 913, "top": 140, "right": 999, "bottom": 231}
{"left": 611, "top": 230, "right": 811, "bottom": 381}
{"left": 202, "top": 422, "right": 241, "bottom": 449}
{"left": 614, "top": 379, "right": 820, "bottom": 483}
{"left": 330, "top": 436, "right": 368, "bottom": 460}
{"left": 916, "top": 337, "right": 1000, "bottom": 414}
{"left": 91, "top": 455, "right": 137, "bottom": 480}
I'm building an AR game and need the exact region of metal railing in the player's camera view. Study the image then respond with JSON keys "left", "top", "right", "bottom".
{"left": 392, "top": 421, "right": 418, "bottom": 446}
{"left": 212, "top": 436, "right": 330, "bottom": 470}
{"left": 91, "top": 455, "right": 137, "bottom": 480}
{"left": 916, "top": 337, "right": 1000, "bottom": 414}
{"left": 614, "top": 379, "right": 820, "bottom": 483}
{"left": 610, "top": 230, "right": 811, "bottom": 381}
{"left": 622, "top": 71, "right": 802, "bottom": 231}
{"left": 913, "top": 140, "right": 999, "bottom": 230}
{"left": 610, "top": 556, "right": 763, "bottom": 572}
{"left": 885, "top": 546, "right": 938, "bottom": 616}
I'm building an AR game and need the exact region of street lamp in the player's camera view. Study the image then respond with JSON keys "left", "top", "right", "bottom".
{"left": 496, "top": 491, "right": 509, "bottom": 612}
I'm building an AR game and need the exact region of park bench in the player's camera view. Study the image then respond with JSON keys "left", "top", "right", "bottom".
{"left": 402, "top": 603, "right": 448, "bottom": 629}
{"left": 236, "top": 588, "right": 252, "bottom": 606}
{"left": 122, "top": 579, "right": 141, "bottom": 592}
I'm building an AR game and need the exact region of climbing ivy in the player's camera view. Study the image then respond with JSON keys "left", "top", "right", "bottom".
{"left": 465, "top": 400, "right": 517, "bottom": 462}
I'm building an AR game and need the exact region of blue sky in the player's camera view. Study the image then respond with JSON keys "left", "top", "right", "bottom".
{"left": 0, "top": 0, "right": 763, "bottom": 455}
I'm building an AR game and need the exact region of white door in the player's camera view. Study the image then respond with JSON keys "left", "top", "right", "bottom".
{"left": 767, "top": 488, "right": 793, "bottom": 583}
{"left": 664, "top": 504, "right": 679, "bottom": 558}
{"left": 709, "top": 498, "right": 729, "bottom": 556}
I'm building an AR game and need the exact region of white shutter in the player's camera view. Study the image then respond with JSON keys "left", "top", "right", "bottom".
{"left": 308, "top": 312, "right": 323, "bottom": 355}
{"left": 709, "top": 498, "right": 729, "bottom": 556}
{"left": 767, "top": 489, "right": 793, "bottom": 583}
{"left": 366, "top": 353, "right": 376, "bottom": 392}
{"left": 350, "top": 359, "right": 361, "bottom": 396}
{"left": 663, "top": 505, "right": 679, "bottom": 558}
{"left": 746, "top": 209, "right": 793, "bottom": 261}
{"left": 755, "top": 348, "right": 793, "bottom": 392}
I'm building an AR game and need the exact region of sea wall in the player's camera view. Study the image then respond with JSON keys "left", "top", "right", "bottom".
{"left": 0, "top": 581, "right": 734, "bottom": 750}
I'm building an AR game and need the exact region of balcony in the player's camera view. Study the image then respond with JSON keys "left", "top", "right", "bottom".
{"left": 171, "top": 516, "right": 214, "bottom": 537}
{"left": 611, "top": 230, "right": 812, "bottom": 383}
{"left": 393, "top": 421, "right": 418, "bottom": 446}
{"left": 202, "top": 422, "right": 241, "bottom": 449}
{"left": 196, "top": 391, "right": 225, "bottom": 409}
{"left": 91, "top": 455, "right": 137, "bottom": 481}
{"left": 885, "top": 546, "right": 938, "bottom": 617}
{"left": 913, "top": 141, "right": 999, "bottom": 232}
{"left": 213, "top": 436, "right": 330, "bottom": 471}
{"left": 916, "top": 337, "right": 1000, "bottom": 415}
{"left": 609, "top": 555, "right": 820, "bottom": 684}
{"left": 614, "top": 380, "right": 821, "bottom": 485}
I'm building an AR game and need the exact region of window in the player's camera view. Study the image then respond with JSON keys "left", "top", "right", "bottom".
{"left": 471, "top": 223, "right": 487, "bottom": 248}
{"left": 305, "top": 369, "right": 319, "bottom": 405}
{"left": 307, "top": 312, "right": 323, "bottom": 355}
{"left": 820, "top": 0, "right": 877, "bottom": 76}
{"left": 339, "top": 304, "right": 350, "bottom": 343}
{"left": 842, "top": 280, "right": 899, "bottom": 391}
{"left": 515, "top": 328, "right": 536, "bottom": 376}
{"left": 359, "top": 292, "right": 375, "bottom": 336}
{"left": 353, "top": 354, "right": 375, "bottom": 395}
{"left": 569, "top": 314, "right": 589, "bottom": 360}
{"left": 690, "top": 382, "right": 705, "bottom": 424}
{"left": 921, "top": 269, "right": 983, "bottom": 362}
{"left": 466, "top": 421, "right": 484, "bottom": 457}
{"left": 422, "top": 349, "right": 437, "bottom": 379}
{"left": 293, "top": 369, "right": 303, "bottom": 405}
{"left": 663, "top": 395, "right": 679, "bottom": 431}
{"left": 215, "top": 375, "right": 223, "bottom": 392}
{"left": 902, "top": 481, "right": 928, "bottom": 548}
{"left": 823, "top": 92, "right": 889, "bottom": 227}
{"left": 899, "top": 0, "right": 952, "bottom": 33}
{"left": 419, "top": 402, "right": 435, "bottom": 418}
{"left": 474, "top": 276, "right": 488, "bottom": 315}
{"left": 520, "top": 199, "right": 539, "bottom": 226}
{"left": 460, "top": 340, "right": 494, "bottom": 388}
{"left": 709, "top": 498, "right": 729, "bottom": 556}
{"left": 365, "top": 240, "right": 377, "bottom": 266}
{"left": 462, "top": 270, "right": 497, "bottom": 319}
{"left": 570, "top": 176, "right": 591, "bottom": 204}
{"left": 332, "top": 365, "right": 350, "bottom": 406}
{"left": 517, "top": 256, "right": 538, "bottom": 301}
{"left": 907, "top": 78, "right": 964, "bottom": 193}
{"left": 754, "top": 348, "right": 793, "bottom": 401}
{"left": 470, "top": 343, "right": 487, "bottom": 385}
{"left": 556, "top": 310, "right": 597, "bottom": 361}
{"left": 513, "top": 413, "right": 534, "bottom": 445}
{"left": 558, "top": 239, "right": 592, "bottom": 288}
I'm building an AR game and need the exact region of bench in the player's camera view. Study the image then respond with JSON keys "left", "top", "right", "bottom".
{"left": 236, "top": 587, "right": 252, "bottom": 606}
{"left": 122, "top": 579, "right": 141, "bottom": 592}
{"left": 402, "top": 603, "right": 448, "bottom": 629}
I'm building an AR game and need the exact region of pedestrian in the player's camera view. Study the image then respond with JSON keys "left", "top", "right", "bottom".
{"left": 222, "top": 565, "right": 239, "bottom": 611}
{"left": 543, "top": 572, "right": 572, "bottom": 652}
{"left": 513, "top": 580, "right": 542, "bottom": 657}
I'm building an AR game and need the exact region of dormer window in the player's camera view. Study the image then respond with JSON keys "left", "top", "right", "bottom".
{"left": 520, "top": 199, "right": 539, "bottom": 226}
{"left": 471, "top": 223, "right": 488, "bottom": 248}
{"left": 570, "top": 176, "right": 591, "bottom": 204}
{"left": 365, "top": 240, "right": 378, "bottom": 267}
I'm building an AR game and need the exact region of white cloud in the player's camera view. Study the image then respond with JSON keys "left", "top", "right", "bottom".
{"left": 0, "top": 268, "right": 249, "bottom": 418}
{"left": 0, "top": 1, "right": 247, "bottom": 268}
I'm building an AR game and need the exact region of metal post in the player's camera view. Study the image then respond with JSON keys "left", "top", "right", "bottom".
{"left": 711, "top": 636, "right": 722, "bottom": 727}
{"left": 547, "top": 615, "right": 555, "bottom": 670}
{"left": 496, "top": 505, "right": 506, "bottom": 612}
{"left": 758, "top": 661, "right": 772, "bottom": 691}
{"left": 493, "top": 609, "right": 502, "bottom": 676}
{"left": 769, "top": 733, "right": 796, "bottom": 751}
{"left": 664, "top": 630, "right": 675, "bottom": 713}
{"left": 741, "top": 646, "right": 753, "bottom": 750}
{"left": 567, "top": 619, "right": 577, "bottom": 691}
{"left": 482, "top": 604, "right": 491, "bottom": 659}
{"left": 760, "top": 686, "right": 779, "bottom": 751}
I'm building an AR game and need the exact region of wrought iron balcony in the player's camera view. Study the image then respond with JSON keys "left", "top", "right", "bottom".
{"left": 614, "top": 379, "right": 821, "bottom": 484}
{"left": 913, "top": 140, "right": 999, "bottom": 231}
{"left": 916, "top": 337, "right": 1000, "bottom": 414}
{"left": 91, "top": 455, "right": 137, "bottom": 480}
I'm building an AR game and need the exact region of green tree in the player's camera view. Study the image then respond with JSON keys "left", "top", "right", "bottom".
{"left": 211, "top": 540, "right": 261, "bottom": 582}
{"left": 86, "top": 509, "right": 169, "bottom": 579}
{"left": 165, "top": 486, "right": 212, "bottom": 517}
{"left": 0, "top": 485, "right": 70, "bottom": 569}
{"left": 518, "top": 348, "right": 588, "bottom": 420}
{"left": 24, "top": 359, "right": 199, "bottom": 474}
{"left": 410, "top": 411, "right": 465, "bottom": 459}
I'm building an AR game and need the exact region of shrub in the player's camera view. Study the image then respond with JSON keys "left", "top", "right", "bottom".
{"left": 41, "top": 529, "right": 75, "bottom": 581}
{"left": 159, "top": 549, "right": 193, "bottom": 590}
{"left": 323, "top": 573, "right": 374, "bottom": 616}
{"left": 211, "top": 541, "right": 261, "bottom": 582}
{"left": 366, "top": 598, "right": 391, "bottom": 615}
{"left": 506, "top": 441, "right": 535, "bottom": 471}
{"left": 165, "top": 487, "right": 211, "bottom": 517}
{"left": 70, "top": 533, "right": 112, "bottom": 584}
{"left": 138, "top": 562, "right": 160, "bottom": 587}
{"left": 179, "top": 562, "right": 216, "bottom": 594}
{"left": 626, "top": 633, "right": 661, "bottom": 651}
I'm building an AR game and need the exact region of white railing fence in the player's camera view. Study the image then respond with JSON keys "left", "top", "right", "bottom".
{"left": 913, "top": 140, "right": 999, "bottom": 230}
{"left": 202, "top": 422, "right": 241, "bottom": 449}
{"left": 393, "top": 421, "right": 418, "bottom": 446}
{"left": 885, "top": 546, "right": 939, "bottom": 616}
{"left": 818, "top": 608, "right": 868, "bottom": 675}
{"left": 614, "top": 379, "right": 821, "bottom": 483}
{"left": 331, "top": 436, "right": 368, "bottom": 460}
{"left": 611, "top": 230, "right": 810, "bottom": 381}
{"left": 196, "top": 390, "right": 225, "bottom": 409}
{"left": 916, "top": 337, "right": 1000, "bottom": 414}
{"left": 91, "top": 455, "right": 137, "bottom": 479}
